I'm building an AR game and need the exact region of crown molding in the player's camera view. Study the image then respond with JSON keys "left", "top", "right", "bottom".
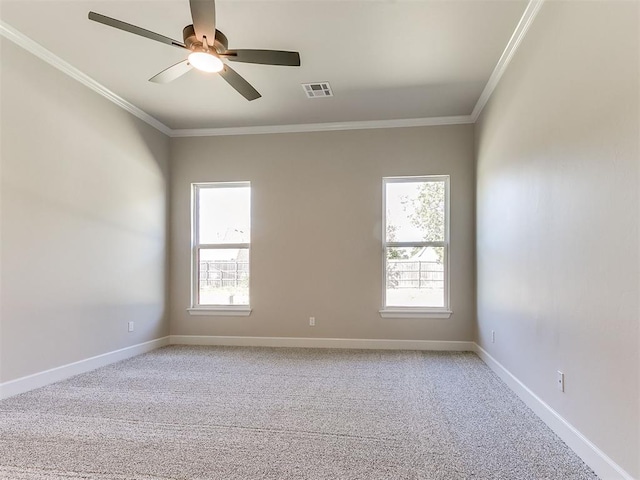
{"left": 2, "top": 0, "right": 543, "bottom": 138}
{"left": 0, "top": 20, "right": 173, "bottom": 137}
{"left": 470, "top": 0, "right": 545, "bottom": 122}
{"left": 0, "top": 18, "right": 470, "bottom": 138}
{"left": 170, "top": 115, "right": 474, "bottom": 137}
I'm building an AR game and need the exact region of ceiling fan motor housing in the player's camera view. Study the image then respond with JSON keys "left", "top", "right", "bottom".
{"left": 183, "top": 25, "right": 228, "bottom": 53}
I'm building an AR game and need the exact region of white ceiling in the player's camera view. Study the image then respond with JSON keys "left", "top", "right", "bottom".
{"left": 0, "top": 0, "right": 528, "bottom": 130}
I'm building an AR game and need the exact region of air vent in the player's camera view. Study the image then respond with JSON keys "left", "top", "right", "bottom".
{"left": 302, "top": 82, "right": 333, "bottom": 98}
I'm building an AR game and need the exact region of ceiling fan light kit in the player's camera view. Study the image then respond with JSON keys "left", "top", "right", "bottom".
{"left": 88, "top": 0, "right": 301, "bottom": 101}
{"left": 188, "top": 52, "right": 223, "bottom": 73}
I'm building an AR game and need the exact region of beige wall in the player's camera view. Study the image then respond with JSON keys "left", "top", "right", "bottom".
{"left": 170, "top": 125, "right": 475, "bottom": 340}
{"left": 0, "top": 39, "right": 170, "bottom": 382}
{"left": 475, "top": 1, "right": 639, "bottom": 477}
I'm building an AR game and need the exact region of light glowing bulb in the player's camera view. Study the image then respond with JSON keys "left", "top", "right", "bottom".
{"left": 188, "top": 51, "right": 224, "bottom": 73}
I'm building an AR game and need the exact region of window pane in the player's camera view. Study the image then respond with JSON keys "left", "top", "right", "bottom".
{"left": 199, "top": 248, "right": 249, "bottom": 306}
{"left": 385, "top": 246, "right": 444, "bottom": 307}
{"left": 198, "top": 186, "right": 250, "bottom": 244}
{"left": 385, "top": 180, "right": 445, "bottom": 243}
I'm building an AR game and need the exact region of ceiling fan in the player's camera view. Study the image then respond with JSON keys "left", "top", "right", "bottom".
{"left": 88, "top": 0, "right": 301, "bottom": 101}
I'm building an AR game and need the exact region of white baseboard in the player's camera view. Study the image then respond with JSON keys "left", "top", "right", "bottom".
{"left": 170, "top": 335, "right": 475, "bottom": 351}
{"left": 0, "top": 336, "right": 170, "bottom": 400}
{"left": 474, "top": 344, "right": 634, "bottom": 480}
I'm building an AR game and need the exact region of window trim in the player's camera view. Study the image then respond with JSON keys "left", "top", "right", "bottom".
{"left": 190, "top": 182, "right": 252, "bottom": 316}
{"left": 380, "top": 175, "right": 451, "bottom": 318}
{"left": 187, "top": 306, "right": 252, "bottom": 317}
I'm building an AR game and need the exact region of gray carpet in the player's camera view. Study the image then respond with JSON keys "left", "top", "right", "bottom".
{"left": 0, "top": 346, "right": 598, "bottom": 479}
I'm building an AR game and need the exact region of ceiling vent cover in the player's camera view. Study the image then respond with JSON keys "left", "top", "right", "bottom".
{"left": 302, "top": 82, "right": 333, "bottom": 98}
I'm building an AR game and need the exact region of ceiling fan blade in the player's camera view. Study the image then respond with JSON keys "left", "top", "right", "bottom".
{"left": 149, "top": 59, "right": 193, "bottom": 84}
{"left": 218, "top": 65, "right": 261, "bottom": 101}
{"left": 189, "top": 0, "right": 216, "bottom": 45}
{"left": 224, "top": 49, "right": 301, "bottom": 66}
{"left": 88, "top": 12, "right": 187, "bottom": 50}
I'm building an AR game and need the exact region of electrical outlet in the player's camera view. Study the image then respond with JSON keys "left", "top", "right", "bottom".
{"left": 557, "top": 371, "right": 565, "bottom": 392}
{"left": 491, "top": 330, "right": 495, "bottom": 343}
{"left": 309, "top": 317, "right": 315, "bottom": 327}
{"left": 128, "top": 321, "right": 135, "bottom": 333}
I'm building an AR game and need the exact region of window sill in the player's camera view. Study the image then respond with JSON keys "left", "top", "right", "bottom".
{"left": 379, "top": 309, "right": 452, "bottom": 319}
{"left": 187, "top": 307, "right": 252, "bottom": 317}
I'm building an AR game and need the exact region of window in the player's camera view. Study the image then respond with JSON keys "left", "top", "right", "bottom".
{"left": 189, "top": 182, "right": 251, "bottom": 316}
{"left": 381, "top": 176, "right": 451, "bottom": 318}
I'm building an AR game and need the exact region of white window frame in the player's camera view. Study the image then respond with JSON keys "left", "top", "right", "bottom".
{"left": 188, "top": 181, "right": 252, "bottom": 317}
{"left": 380, "top": 175, "right": 452, "bottom": 319}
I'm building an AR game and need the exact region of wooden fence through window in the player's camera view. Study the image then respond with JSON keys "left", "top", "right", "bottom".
{"left": 387, "top": 260, "right": 444, "bottom": 289}
{"left": 199, "top": 260, "right": 249, "bottom": 289}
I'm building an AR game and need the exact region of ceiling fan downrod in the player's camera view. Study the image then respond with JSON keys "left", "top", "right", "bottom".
{"left": 183, "top": 25, "right": 228, "bottom": 55}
